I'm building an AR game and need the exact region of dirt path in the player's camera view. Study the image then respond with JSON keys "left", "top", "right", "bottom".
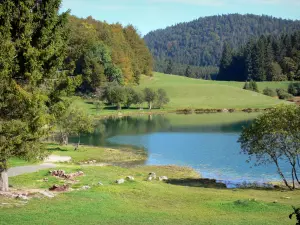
{"left": 7, "top": 163, "right": 57, "bottom": 177}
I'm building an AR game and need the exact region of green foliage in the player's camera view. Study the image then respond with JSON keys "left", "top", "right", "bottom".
{"left": 124, "top": 87, "right": 138, "bottom": 108}
{"left": 217, "top": 31, "right": 300, "bottom": 81}
{"left": 67, "top": 16, "right": 153, "bottom": 92}
{"left": 155, "top": 89, "right": 170, "bottom": 109}
{"left": 263, "top": 88, "right": 277, "bottom": 97}
{"left": 57, "top": 107, "right": 94, "bottom": 145}
{"left": 94, "top": 101, "right": 105, "bottom": 114}
{"left": 289, "top": 207, "right": 300, "bottom": 225}
{"left": 276, "top": 89, "right": 293, "bottom": 100}
{"left": 288, "top": 83, "right": 300, "bottom": 96}
{"left": 105, "top": 85, "right": 127, "bottom": 110}
{"left": 143, "top": 88, "right": 157, "bottom": 110}
{"left": 184, "top": 65, "right": 192, "bottom": 77}
{"left": 239, "top": 105, "right": 300, "bottom": 189}
{"left": 0, "top": 0, "right": 71, "bottom": 175}
{"left": 145, "top": 14, "right": 300, "bottom": 76}
{"left": 243, "top": 81, "right": 258, "bottom": 92}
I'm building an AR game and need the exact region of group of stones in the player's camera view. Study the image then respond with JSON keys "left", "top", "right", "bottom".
{"left": 115, "top": 172, "right": 168, "bottom": 184}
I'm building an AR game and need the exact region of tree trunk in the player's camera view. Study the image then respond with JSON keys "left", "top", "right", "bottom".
{"left": 273, "top": 158, "right": 293, "bottom": 190}
{"left": 0, "top": 162, "right": 9, "bottom": 192}
{"left": 149, "top": 102, "right": 152, "bottom": 110}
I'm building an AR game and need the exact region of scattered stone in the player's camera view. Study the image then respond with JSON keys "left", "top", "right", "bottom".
{"left": 98, "top": 182, "right": 104, "bottom": 186}
{"left": 158, "top": 176, "right": 168, "bottom": 181}
{"left": 116, "top": 179, "right": 125, "bottom": 184}
{"left": 281, "top": 196, "right": 291, "bottom": 199}
{"left": 81, "top": 186, "right": 91, "bottom": 190}
{"left": 148, "top": 172, "right": 156, "bottom": 181}
{"left": 50, "top": 170, "right": 84, "bottom": 180}
{"left": 39, "top": 191, "right": 55, "bottom": 198}
{"left": 126, "top": 176, "right": 135, "bottom": 181}
{"left": 43, "top": 178, "right": 49, "bottom": 182}
{"left": 49, "top": 184, "right": 69, "bottom": 192}
{"left": 222, "top": 109, "right": 229, "bottom": 113}
{"left": 273, "top": 200, "right": 278, "bottom": 203}
{"left": 15, "top": 194, "right": 29, "bottom": 201}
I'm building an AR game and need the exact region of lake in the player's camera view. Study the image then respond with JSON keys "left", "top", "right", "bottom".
{"left": 70, "top": 113, "right": 291, "bottom": 186}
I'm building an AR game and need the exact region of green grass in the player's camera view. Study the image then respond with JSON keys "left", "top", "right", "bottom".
{"left": 47, "top": 144, "right": 147, "bottom": 164}
{"left": 70, "top": 72, "right": 293, "bottom": 116}
{"left": 2, "top": 165, "right": 300, "bottom": 225}
{"left": 137, "top": 72, "right": 286, "bottom": 109}
{"left": 7, "top": 158, "right": 40, "bottom": 168}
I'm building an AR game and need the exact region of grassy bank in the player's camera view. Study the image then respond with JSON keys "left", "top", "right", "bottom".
{"left": 1, "top": 164, "right": 299, "bottom": 225}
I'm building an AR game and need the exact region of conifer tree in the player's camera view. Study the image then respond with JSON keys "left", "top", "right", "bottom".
{"left": 0, "top": 0, "right": 71, "bottom": 191}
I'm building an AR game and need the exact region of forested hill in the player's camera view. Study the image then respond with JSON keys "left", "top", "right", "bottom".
{"left": 144, "top": 14, "right": 300, "bottom": 75}
{"left": 66, "top": 16, "right": 153, "bottom": 93}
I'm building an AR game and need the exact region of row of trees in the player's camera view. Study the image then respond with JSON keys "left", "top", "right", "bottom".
{"left": 144, "top": 14, "right": 300, "bottom": 76}
{"left": 97, "top": 85, "right": 170, "bottom": 110}
{"left": 218, "top": 31, "right": 300, "bottom": 81}
{"left": 158, "top": 60, "right": 218, "bottom": 80}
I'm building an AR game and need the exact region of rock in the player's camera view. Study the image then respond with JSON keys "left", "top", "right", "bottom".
{"left": 49, "top": 184, "right": 69, "bottom": 192}
{"left": 147, "top": 176, "right": 153, "bottom": 181}
{"left": 281, "top": 196, "right": 291, "bottom": 199}
{"left": 43, "top": 178, "right": 49, "bottom": 182}
{"left": 15, "top": 194, "right": 29, "bottom": 200}
{"left": 98, "top": 182, "right": 104, "bottom": 186}
{"left": 81, "top": 185, "right": 91, "bottom": 190}
{"left": 148, "top": 172, "right": 156, "bottom": 180}
{"left": 273, "top": 200, "right": 278, "bottom": 203}
{"left": 126, "top": 176, "right": 135, "bottom": 181}
{"left": 39, "top": 191, "right": 55, "bottom": 198}
{"left": 116, "top": 179, "right": 125, "bottom": 184}
{"left": 158, "top": 176, "right": 168, "bottom": 181}
{"left": 222, "top": 109, "right": 229, "bottom": 113}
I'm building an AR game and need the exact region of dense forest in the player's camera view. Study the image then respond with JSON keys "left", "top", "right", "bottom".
{"left": 217, "top": 31, "right": 300, "bottom": 81}
{"left": 144, "top": 14, "right": 300, "bottom": 78}
{"left": 65, "top": 16, "right": 153, "bottom": 93}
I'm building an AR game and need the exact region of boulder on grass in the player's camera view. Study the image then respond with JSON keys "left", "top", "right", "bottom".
{"left": 116, "top": 179, "right": 125, "bottom": 184}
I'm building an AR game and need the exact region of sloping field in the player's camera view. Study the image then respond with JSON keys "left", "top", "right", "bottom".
{"left": 138, "top": 73, "right": 285, "bottom": 109}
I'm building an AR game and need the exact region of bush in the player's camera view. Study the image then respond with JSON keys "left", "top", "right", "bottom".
{"left": 263, "top": 87, "right": 276, "bottom": 97}
{"left": 288, "top": 83, "right": 300, "bottom": 96}
{"left": 276, "top": 88, "right": 293, "bottom": 100}
{"left": 243, "top": 80, "right": 258, "bottom": 92}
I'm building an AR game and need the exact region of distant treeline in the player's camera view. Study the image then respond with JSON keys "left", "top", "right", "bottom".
{"left": 144, "top": 14, "right": 300, "bottom": 77}
{"left": 217, "top": 31, "right": 300, "bottom": 81}
{"left": 65, "top": 16, "right": 153, "bottom": 93}
{"left": 155, "top": 60, "right": 218, "bottom": 79}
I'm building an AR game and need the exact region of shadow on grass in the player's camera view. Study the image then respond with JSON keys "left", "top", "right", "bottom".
{"left": 47, "top": 147, "right": 68, "bottom": 152}
{"left": 166, "top": 178, "right": 227, "bottom": 189}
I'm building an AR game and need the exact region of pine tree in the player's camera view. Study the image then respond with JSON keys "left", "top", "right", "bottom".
{"left": 165, "top": 59, "right": 173, "bottom": 74}
{"left": 217, "top": 43, "right": 232, "bottom": 80}
{"left": 184, "top": 65, "right": 192, "bottom": 77}
{"left": 0, "top": 0, "right": 71, "bottom": 191}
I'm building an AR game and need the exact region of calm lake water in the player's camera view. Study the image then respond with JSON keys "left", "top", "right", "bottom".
{"left": 70, "top": 113, "right": 291, "bottom": 186}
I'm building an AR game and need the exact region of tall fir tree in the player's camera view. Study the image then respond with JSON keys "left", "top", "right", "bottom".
{"left": 0, "top": 0, "right": 71, "bottom": 191}
{"left": 217, "top": 43, "right": 233, "bottom": 80}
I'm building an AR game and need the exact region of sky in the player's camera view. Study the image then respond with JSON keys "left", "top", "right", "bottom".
{"left": 61, "top": 0, "right": 300, "bottom": 35}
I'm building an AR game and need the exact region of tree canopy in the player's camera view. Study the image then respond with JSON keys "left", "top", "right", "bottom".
{"left": 144, "top": 14, "right": 300, "bottom": 77}
{"left": 239, "top": 105, "right": 300, "bottom": 190}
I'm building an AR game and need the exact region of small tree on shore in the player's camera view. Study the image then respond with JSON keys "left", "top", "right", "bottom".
{"left": 156, "top": 88, "right": 170, "bottom": 109}
{"left": 57, "top": 107, "right": 94, "bottom": 147}
{"left": 134, "top": 91, "right": 145, "bottom": 110}
{"left": 239, "top": 105, "right": 300, "bottom": 190}
{"left": 144, "top": 88, "right": 157, "bottom": 110}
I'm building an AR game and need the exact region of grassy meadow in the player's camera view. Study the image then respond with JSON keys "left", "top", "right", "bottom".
{"left": 72, "top": 72, "right": 290, "bottom": 117}
{"left": 2, "top": 162, "right": 300, "bottom": 225}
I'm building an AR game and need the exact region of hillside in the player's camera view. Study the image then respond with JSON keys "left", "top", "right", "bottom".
{"left": 144, "top": 14, "right": 300, "bottom": 76}
{"left": 138, "top": 73, "right": 285, "bottom": 109}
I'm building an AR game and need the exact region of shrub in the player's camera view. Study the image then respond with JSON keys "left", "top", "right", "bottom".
{"left": 263, "top": 87, "right": 276, "bottom": 97}
{"left": 288, "top": 83, "right": 300, "bottom": 96}
{"left": 243, "top": 80, "right": 258, "bottom": 92}
{"left": 276, "top": 88, "right": 293, "bottom": 100}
